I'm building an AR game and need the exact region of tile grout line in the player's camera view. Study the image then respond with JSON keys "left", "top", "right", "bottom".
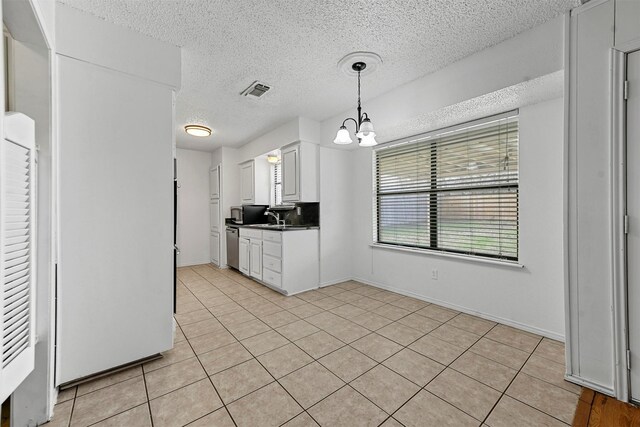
{"left": 186, "top": 267, "right": 312, "bottom": 426}
{"left": 180, "top": 270, "right": 250, "bottom": 427}
{"left": 179, "top": 265, "right": 574, "bottom": 427}
{"left": 379, "top": 317, "right": 502, "bottom": 425}
{"left": 140, "top": 362, "right": 155, "bottom": 427}
{"left": 66, "top": 388, "right": 77, "bottom": 427}
{"left": 189, "top": 267, "right": 489, "bottom": 425}
{"left": 480, "top": 338, "right": 545, "bottom": 426}
{"left": 480, "top": 338, "right": 576, "bottom": 426}
{"left": 194, "top": 272, "right": 334, "bottom": 425}
{"left": 189, "top": 268, "right": 400, "bottom": 424}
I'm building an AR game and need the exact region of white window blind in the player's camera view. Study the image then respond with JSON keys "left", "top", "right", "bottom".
{"left": 1, "top": 112, "right": 36, "bottom": 403}
{"left": 375, "top": 112, "right": 519, "bottom": 260}
{"left": 273, "top": 162, "right": 282, "bottom": 206}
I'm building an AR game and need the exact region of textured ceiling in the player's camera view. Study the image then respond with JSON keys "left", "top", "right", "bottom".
{"left": 57, "top": 0, "right": 579, "bottom": 151}
{"left": 377, "top": 70, "right": 565, "bottom": 144}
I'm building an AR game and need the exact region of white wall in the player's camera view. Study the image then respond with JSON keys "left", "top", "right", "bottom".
{"left": 239, "top": 118, "right": 301, "bottom": 161}
{"left": 350, "top": 98, "right": 565, "bottom": 339}
{"left": 319, "top": 146, "right": 353, "bottom": 285}
{"left": 177, "top": 149, "right": 211, "bottom": 267}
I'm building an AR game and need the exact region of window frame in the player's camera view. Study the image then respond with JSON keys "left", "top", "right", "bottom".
{"left": 271, "top": 161, "right": 282, "bottom": 206}
{"left": 373, "top": 110, "right": 520, "bottom": 262}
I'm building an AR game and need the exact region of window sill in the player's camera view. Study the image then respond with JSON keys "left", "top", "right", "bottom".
{"left": 369, "top": 243, "right": 524, "bottom": 269}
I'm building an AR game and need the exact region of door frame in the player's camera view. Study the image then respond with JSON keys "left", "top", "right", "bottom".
{"left": 612, "top": 45, "right": 640, "bottom": 403}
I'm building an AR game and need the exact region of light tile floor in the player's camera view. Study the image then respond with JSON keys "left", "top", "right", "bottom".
{"left": 43, "top": 264, "right": 580, "bottom": 427}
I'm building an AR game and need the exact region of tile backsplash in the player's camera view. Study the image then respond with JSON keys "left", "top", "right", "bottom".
{"left": 268, "top": 202, "right": 319, "bottom": 226}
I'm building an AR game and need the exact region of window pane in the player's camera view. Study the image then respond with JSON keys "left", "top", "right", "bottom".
{"left": 437, "top": 188, "right": 518, "bottom": 258}
{"left": 375, "top": 113, "right": 519, "bottom": 260}
{"left": 378, "top": 193, "right": 430, "bottom": 247}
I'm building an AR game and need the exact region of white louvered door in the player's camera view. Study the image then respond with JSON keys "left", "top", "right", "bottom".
{"left": 0, "top": 112, "right": 36, "bottom": 403}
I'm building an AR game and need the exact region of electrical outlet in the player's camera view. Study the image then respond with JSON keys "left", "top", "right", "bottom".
{"left": 431, "top": 269, "right": 438, "bottom": 280}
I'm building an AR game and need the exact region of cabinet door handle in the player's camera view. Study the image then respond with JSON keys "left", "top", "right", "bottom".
{"left": 174, "top": 244, "right": 180, "bottom": 254}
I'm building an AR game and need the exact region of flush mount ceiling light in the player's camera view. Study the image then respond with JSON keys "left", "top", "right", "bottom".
{"left": 334, "top": 52, "right": 382, "bottom": 147}
{"left": 184, "top": 124, "right": 212, "bottom": 137}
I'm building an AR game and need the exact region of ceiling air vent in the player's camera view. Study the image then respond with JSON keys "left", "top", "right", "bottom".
{"left": 241, "top": 81, "right": 271, "bottom": 99}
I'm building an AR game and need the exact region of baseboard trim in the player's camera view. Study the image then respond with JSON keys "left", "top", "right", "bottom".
{"left": 352, "top": 276, "right": 565, "bottom": 342}
{"left": 319, "top": 277, "right": 352, "bottom": 287}
{"left": 58, "top": 353, "right": 162, "bottom": 390}
{"left": 565, "top": 374, "right": 614, "bottom": 396}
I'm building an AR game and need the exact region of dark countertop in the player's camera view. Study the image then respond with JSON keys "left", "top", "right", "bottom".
{"left": 230, "top": 223, "right": 319, "bottom": 231}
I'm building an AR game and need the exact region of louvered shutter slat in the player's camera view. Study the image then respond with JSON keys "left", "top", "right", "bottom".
{"left": 0, "top": 112, "right": 36, "bottom": 402}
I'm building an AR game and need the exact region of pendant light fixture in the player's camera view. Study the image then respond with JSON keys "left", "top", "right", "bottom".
{"left": 334, "top": 54, "right": 380, "bottom": 147}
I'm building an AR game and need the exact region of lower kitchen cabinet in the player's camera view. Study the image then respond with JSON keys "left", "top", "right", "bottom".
{"left": 239, "top": 237, "right": 250, "bottom": 276}
{"left": 250, "top": 239, "right": 263, "bottom": 280}
{"left": 238, "top": 227, "right": 319, "bottom": 295}
{"left": 210, "top": 231, "right": 220, "bottom": 266}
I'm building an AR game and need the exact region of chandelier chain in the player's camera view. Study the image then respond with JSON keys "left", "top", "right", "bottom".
{"left": 357, "top": 70, "right": 361, "bottom": 114}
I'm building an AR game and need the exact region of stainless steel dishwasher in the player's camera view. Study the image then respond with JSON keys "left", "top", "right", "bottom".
{"left": 226, "top": 226, "right": 239, "bottom": 270}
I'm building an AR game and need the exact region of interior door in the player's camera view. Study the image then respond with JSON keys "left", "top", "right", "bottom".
{"left": 628, "top": 50, "right": 640, "bottom": 403}
{"left": 0, "top": 113, "right": 36, "bottom": 403}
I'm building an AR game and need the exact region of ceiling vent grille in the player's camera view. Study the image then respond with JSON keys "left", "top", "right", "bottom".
{"left": 241, "top": 81, "right": 271, "bottom": 99}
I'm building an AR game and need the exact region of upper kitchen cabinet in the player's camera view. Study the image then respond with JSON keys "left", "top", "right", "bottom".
{"left": 210, "top": 164, "right": 220, "bottom": 199}
{"left": 240, "top": 160, "right": 255, "bottom": 203}
{"left": 239, "top": 158, "right": 270, "bottom": 204}
{"left": 281, "top": 141, "right": 318, "bottom": 202}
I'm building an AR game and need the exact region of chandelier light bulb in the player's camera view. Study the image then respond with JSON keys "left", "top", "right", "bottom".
{"left": 359, "top": 133, "right": 378, "bottom": 147}
{"left": 333, "top": 126, "right": 353, "bottom": 145}
{"left": 356, "top": 118, "right": 375, "bottom": 138}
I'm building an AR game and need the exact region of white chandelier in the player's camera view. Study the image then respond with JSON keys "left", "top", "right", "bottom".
{"left": 333, "top": 60, "right": 378, "bottom": 147}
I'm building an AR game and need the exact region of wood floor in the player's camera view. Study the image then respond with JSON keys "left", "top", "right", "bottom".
{"left": 1, "top": 398, "right": 9, "bottom": 427}
{"left": 573, "top": 388, "right": 640, "bottom": 427}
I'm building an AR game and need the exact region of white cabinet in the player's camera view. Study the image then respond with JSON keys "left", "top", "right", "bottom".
{"left": 239, "top": 227, "right": 319, "bottom": 294}
{"left": 263, "top": 229, "right": 319, "bottom": 294}
{"left": 239, "top": 228, "right": 262, "bottom": 279}
{"left": 281, "top": 141, "right": 318, "bottom": 202}
{"left": 239, "top": 237, "right": 250, "bottom": 275}
{"left": 239, "top": 158, "right": 270, "bottom": 204}
{"left": 250, "top": 240, "right": 263, "bottom": 280}
{"left": 210, "top": 199, "right": 220, "bottom": 232}
{"left": 210, "top": 165, "right": 220, "bottom": 199}
{"left": 281, "top": 144, "right": 299, "bottom": 201}
{"left": 210, "top": 231, "right": 220, "bottom": 266}
{"left": 210, "top": 165, "right": 221, "bottom": 267}
{"left": 240, "top": 160, "right": 255, "bottom": 203}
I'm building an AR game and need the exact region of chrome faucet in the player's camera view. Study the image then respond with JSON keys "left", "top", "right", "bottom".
{"left": 265, "top": 211, "right": 285, "bottom": 226}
